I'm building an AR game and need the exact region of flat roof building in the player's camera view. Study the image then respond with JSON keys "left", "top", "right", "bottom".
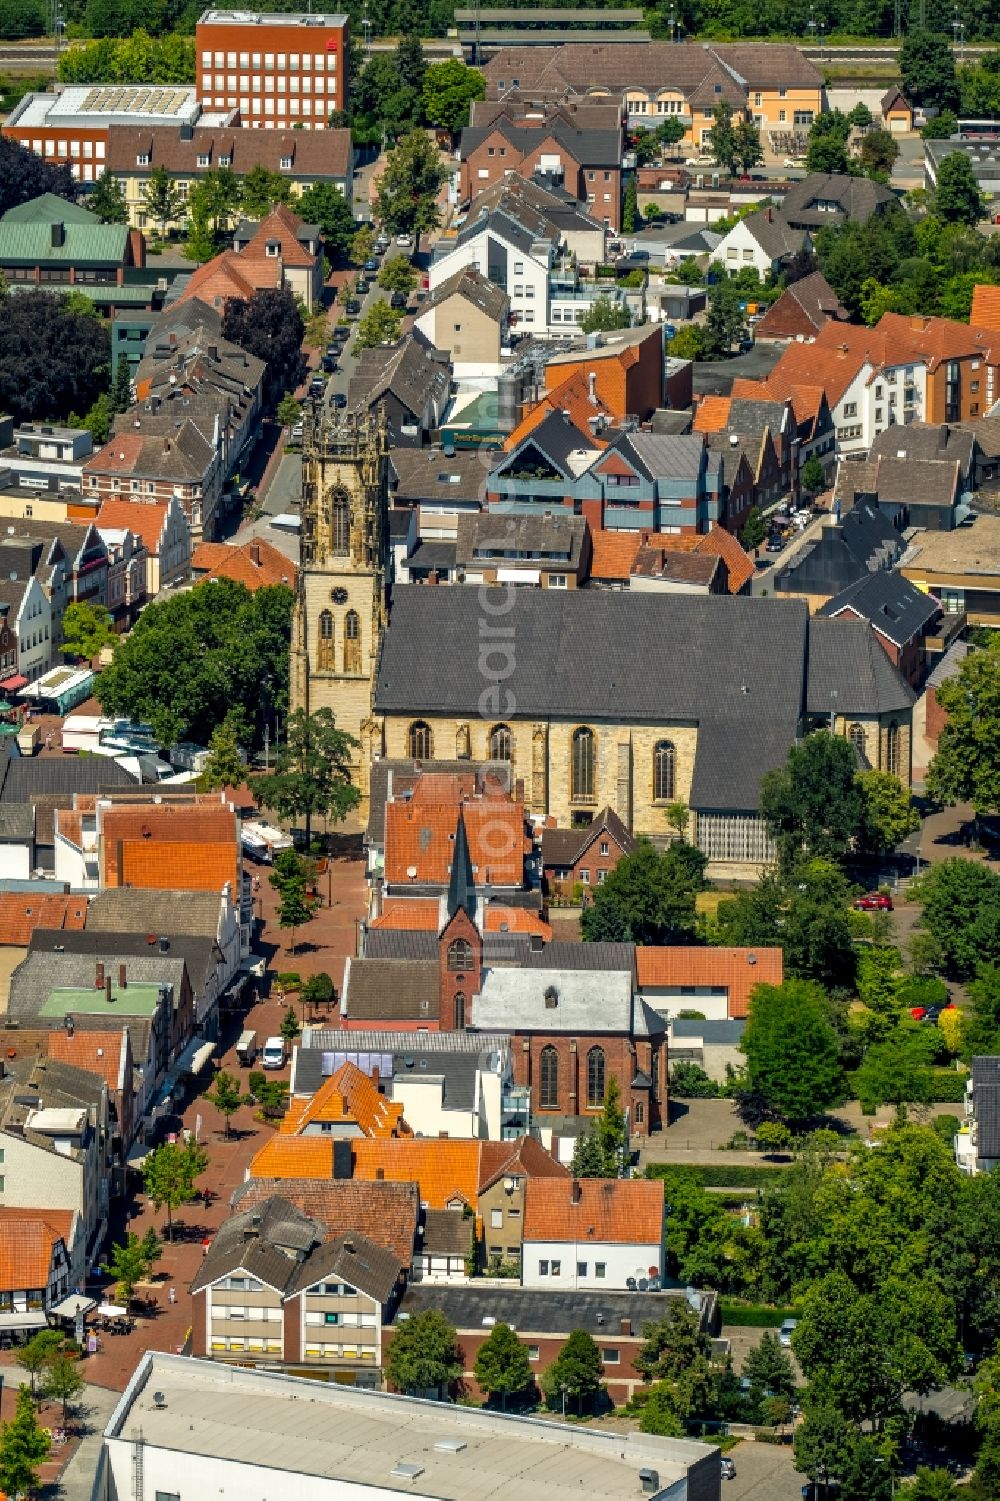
{"left": 195, "top": 9, "right": 350, "bottom": 126}
{"left": 103, "top": 1351, "right": 722, "bottom": 1499}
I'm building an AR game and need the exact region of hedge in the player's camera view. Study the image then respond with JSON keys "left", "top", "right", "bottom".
{"left": 646, "top": 1164, "right": 788, "bottom": 1189}
{"left": 719, "top": 1301, "right": 798, "bottom": 1328}
{"left": 843, "top": 1067, "right": 969, "bottom": 1106}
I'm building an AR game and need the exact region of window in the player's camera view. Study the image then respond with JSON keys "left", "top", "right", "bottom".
{"left": 886, "top": 720, "right": 901, "bottom": 778}
{"left": 539, "top": 1045, "right": 559, "bottom": 1109}
{"left": 528, "top": 1344, "right": 540, "bottom": 1361}
{"left": 595, "top": 1262, "right": 606, "bottom": 1278}
{"left": 454, "top": 991, "right": 467, "bottom": 1030}
{"left": 587, "top": 1046, "right": 606, "bottom": 1108}
{"left": 549, "top": 573, "right": 567, "bottom": 588}
{"left": 155, "top": 1493, "right": 181, "bottom": 1501}
{"left": 551, "top": 1260, "right": 561, "bottom": 1276}
{"left": 408, "top": 720, "right": 433, "bottom": 759}
{"left": 571, "top": 726, "right": 595, "bottom": 801}
{"left": 491, "top": 1209, "right": 503, "bottom": 1229}
{"left": 538, "top": 1260, "right": 549, "bottom": 1276}
{"left": 602, "top": 1348, "right": 621, "bottom": 1364}
{"left": 448, "top": 938, "right": 472, "bottom": 971}
{"left": 331, "top": 486, "right": 350, "bottom": 553}
{"left": 279, "top": 155, "right": 293, "bottom": 169}
{"left": 600, "top": 841, "right": 610, "bottom": 856}
{"left": 489, "top": 723, "right": 512, "bottom": 761}
{"left": 197, "top": 153, "right": 210, "bottom": 167}
{"left": 653, "top": 740, "right": 675, "bottom": 801}
{"left": 848, "top": 722, "right": 866, "bottom": 759}
{"left": 136, "top": 153, "right": 150, "bottom": 166}
{"left": 577, "top": 1261, "right": 587, "bottom": 1277}
{"left": 580, "top": 868, "right": 590, "bottom": 884}
{"left": 635, "top": 1101, "right": 645, "bottom": 1124}
{"left": 344, "top": 609, "right": 361, "bottom": 673}
{"left": 317, "top": 610, "right": 334, "bottom": 670}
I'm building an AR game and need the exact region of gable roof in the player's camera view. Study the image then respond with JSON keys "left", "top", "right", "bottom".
{"left": 523, "top": 1177, "right": 664, "bottom": 1246}
{"left": 817, "top": 570, "right": 940, "bottom": 648}
{"left": 417, "top": 265, "right": 510, "bottom": 324}
{"left": 807, "top": 615, "right": 916, "bottom": 715}
{"left": 692, "top": 395, "right": 731, "bottom": 434}
{"left": 99, "top": 803, "right": 239, "bottom": 890}
{"left": 587, "top": 528, "right": 642, "bottom": 581}
{"left": 881, "top": 86, "right": 911, "bottom": 113}
{"left": 541, "top": 805, "right": 635, "bottom": 869}
{"left": 85, "top": 887, "right": 224, "bottom": 938}
{"left": 0, "top": 1209, "right": 71, "bottom": 1291}
{"left": 342, "top": 958, "right": 440, "bottom": 1023}
{"left": 47, "top": 1028, "right": 127, "bottom": 1091}
{"left": 349, "top": 335, "right": 451, "bottom": 421}
{"left": 384, "top": 796, "right": 527, "bottom": 888}
{"left": 970, "top": 283, "right": 1000, "bottom": 332}
{"left": 96, "top": 497, "right": 170, "bottom": 553}
{"left": 280, "top": 1060, "right": 407, "bottom": 1139}
{"left": 350, "top": 1137, "right": 485, "bottom": 1210}
{"left": 191, "top": 538, "right": 296, "bottom": 590}
{"left": 249, "top": 1136, "right": 336, "bottom": 1179}
{"left": 694, "top": 524, "right": 756, "bottom": 595}
{"left": 230, "top": 1178, "right": 420, "bottom": 1267}
{"left": 868, "top": 421, "right": 975, "bottom": 473}
{"left": 106, "top": 124, "right": 351, "bottom": 179}
{"left": 0, "top": 892, "right": 88, "bottom": 947}
{"left": 734, "top": 209, "right": 807, "bottom": 263}
{"left": 754, "top": 271, "right": 847, "bottom": 339}
{"left": 240, "top": 203, "right": 317, "bottom": 270}
{"left": 779, "top": 173, "right": 895, "bottom": 228}
{"left": 635, "top": 945, "right": 783, "bottom": 1019}
{"left": 477, "top": 1135, "right": 569, "bottom": 1193}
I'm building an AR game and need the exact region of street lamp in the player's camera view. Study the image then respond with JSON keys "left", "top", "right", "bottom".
{"left": 560, "top": 1382, "right": 569, "bottom": 1417}
{"left": 952, "top": 5, "right": 965, "bottom": 63}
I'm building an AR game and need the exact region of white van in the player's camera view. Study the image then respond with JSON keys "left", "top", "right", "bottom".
{"left": 261, "top": 1036, "right": 286, "bottom": 1069}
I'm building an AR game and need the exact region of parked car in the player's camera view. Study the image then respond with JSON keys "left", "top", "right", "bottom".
{"left": 261, "top": 1036, "right": 286, "bottom": 1069}
{"left": 357, "top": 277, "right": 370, "bottom": 294}
{"left": 389, "top": 290, "right": 407, "bottom": 309}
{"left": 721, "top": 1458, "right": 736, "bottom": 1481}
{"left": 854, "top": 892, "right": 893, "bottom": 911}
{"left": 331, "top": 326, "right": 350, "bottom": 344}
{"left": 396, "top": 233, "right": 414, "bottom": 248}
{"left": 290, "top": 421, "right": 304, "bottom": 440}
{"left": 663, "top": 322, "right": 677, "bottom": 339}
{"left": 737, "top": 337, "right": 755, "bottom": 354}
{"left": 332, "top": 392, "right": 347, "bottom": 409}
{"left": 779, "top": 1319, "right": 797, "bottom": 1347}
{"left": 766, "top": 535, "right": 784, "bottom": 553}
{"left": 345, "top": 298, "right": 361, "bottom": 316}
{"left": 364, "top": 257, "right": 380, "bottom": 271}
{"left": 321, "top": 355, "right": 338, "bottom": 373}
{"left": 308, "top": 376, "right": 325, "bottom": 397}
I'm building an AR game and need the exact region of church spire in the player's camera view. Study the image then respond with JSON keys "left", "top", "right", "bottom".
{"left": 447, "top": 804, "right": 476, "bottom": 923}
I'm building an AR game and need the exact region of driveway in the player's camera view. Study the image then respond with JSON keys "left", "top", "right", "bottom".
{"left": 232, "top": 450, "right": 302, "bottom": 564}
{"left": 725, "top": 1441, "right": 804, "bottom": 1500}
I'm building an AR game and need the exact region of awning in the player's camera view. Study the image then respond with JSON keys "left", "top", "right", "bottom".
{"left": 97, "top": 1303, "right": 127, "bottom": 1318}
{"left": 51, "top": 1293, "right": 96, "bottom": 1319}
{"left": 497, "top": 567, "right": 540, "bottom": 584}
{"left": 170, "top": 1036, "right": 216, "bottom": 1078}
{"left": 187, "top": 1040, "right": 216, "bottom": 1075}
{"left": 0, "top": 1309, "right": 47, "bottom": 1331}
{"left": 0, "top": 675, "right": 27, "bottom": 692}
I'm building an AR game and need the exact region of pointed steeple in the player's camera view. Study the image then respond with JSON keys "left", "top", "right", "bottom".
{"left": 446, "top": 804, "right": 476, "bottom": 923}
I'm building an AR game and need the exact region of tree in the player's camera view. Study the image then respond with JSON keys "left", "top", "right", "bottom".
{"left": 184, "top": 189, "right": 219, "bottom": 265}
{"left": 0, "top": 137, "right": 74, "bottom": 220}
{"left": 734, "top": 117, "right": 764, "bottom": 175}
{"left": 912, "top": 860, "right": 1000, "bottom": 979}
{"left": 98, "top": 577, "right": 293, "bottom": 751}
{"left": 807, "top": 111, "right": 851, "bottom": 175}
{"left": 277, "top": 394, "right": 301, "bottom": 429}
{"left": 669, "top": 1061, "right": 717, "bottom": 1098}
{"left": 422, "top": 59, "right": 486, "bottom": 136}
{"left": 205, "top": 1068, "right": 245, "bottom": 1138}
{"left": 581, "top": 838, "right": 703, "bottom": 945}
{"left": 800, "top": 455, "right": 826, "bottom": 494}
{"left": 396, "top": 33, "right": 426, "bottom": 95}
{"left": 374, "top": 130, "right": 446, "bottom": 238}
{"left": 19, "top": 1329, "right": 64, "bottom": 1395}
{"left": 143, "top": 165, "right": 183, "bottom": 237}
{"left": 906, "top": 1469, "right": 960, "bottom": 1501}
{"left": 859, "top": 128, "right": 899, "bottom": 182}
{"left": 60, "top": 601, "right": 114, "bottom": 662}
{"left": 110, "top": 350, "right": 132, "bottom": 414}
{"left": 352, "top": 53, "right": 420, "bottom": 145}
{"left": 730, "top": 512, "right": 766, "bottom": 564}
{"left": 276, "top": 880, "right": 317, "bottom": 956}
{"left": 934, "top": 151, "right": 986, "bottom": 227}
{"left": 351, "top": 225, "right": 375, "bottom": 267}
{"left": 856, "top": 768, "right": 920, "bottom": 857}
{"left": 927, "top": 637, "right": 1000, "bottom": 811}
{"left": 222, "top": 285, "right": 305, "bottom": 403}
{"left": 384, "top": 1308, "right": 462, "bottom": 1397}
{"left": 298, "top": 182, "right": 355, "bottom": 262}
{"left": 240, "top": 165, "right": 293, "bottom": 219}
{"left": 254, "top": 706, "right": 360, "bottom": 847}
{"left": 848, "top": 102, "right": 873, "bottom": 128}
{"left": 0, "top": 289, "right": 110, "bottom": 426}
{"left": 854, "top": 1029, "right": 938, "bottom": 1115}
{"left": 582, "top": 293, "right": 633, "bottom": 333}
{"left": 0, "top": 1385, "right": 51, "bottom": 1499}
{"left": 743, "top": 1331, "right": 796, "bottom": 1402}
{"left": 201, "top": 714, "right": 247, "bottom": 792}
{"left": 664, "top": 800, "right": 690, "bottom": 841}
{"left": 354, "top": 298, "right": 405, "bottom": 351}
{"left": 301, "top": 971, "right": 335, "bottom": 1013}
{"left": 540, "top": 1330, "right": 603, "bottom": 1415}
{"left": 474, "top": 1322, "right": 533, "bottom": 1409}
{"left": 741, "top": 979, "right": 844, "bottom": 1125}
{"left": 143, "top": 1136, "right": 208, "bottom": 1241}
{"left": 88, "top": 170, "right": 129, "bottom": 225}
{"left": 42, "top": 1352, "right": 85, "bottom": 1425}
{"left": 377, "top": 255, "right": 418, "bottom": 295}
{"left": 103, "top": 1229, "right": 160, "bottom": 1310}
{"left": 921, "top": 109, "right": 958, "bottom": 139}
{"left": 756, "top": 1120, "right": 793, "bottom": 1153}
{"left": 572, "top": 1076, "right": 629, "bottom": 1177}
{"left": 761, "top": 731, "right": 865, "bottom": 871}
{"left": 702, "top": 277, "right": 747, "bottom": 358}
{"left": 280, "top": 1004, "right": 301, "bottom": 1044}
{"left": 669, "top": 323, "right": 705, "bottom": 360}
{"left": 622, "top": 177, "right": 638, "bottom": 233}
{"left": 900, "top": 30, "right": 959, "bottom": 113}
{"left": 708, "top": 100, "right": 740, "bottom": 176}
{"left": 714, "top": 860, "right": 857, "bottom": 990}
{"left": 635, "top": 1301, "right": 712, "bottom": 1383}
{"left": 793, "top": 1400, "right": 855, "bottom": 1497}
{"left": 965, "top": 967, "right": 1000, "bottom": 1060}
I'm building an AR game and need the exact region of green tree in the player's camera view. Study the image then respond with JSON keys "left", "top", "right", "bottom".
{"left": 637, "top": 1383, "right": 685, "bottom": 1436}
{"left": 669, "top": 1061, "right": 717, "bottom": 1098}
{"left": 351, "top": 225, "right": 375, "bottom": 266}
{"left": 793, "top": 1400, "right": 855, "bottom": 1497}
{"left": 741, "top": 979, "right": 844, "bottom": 1125}
{"left": 276, "top": 880, "right": 317, "bottom": 956}
{"left": 927, "top": 638, "right": 1000, "bottom": 814}
{"left": 800, "top": 455, "right": 826, "bottom": 494}
{"left": 60, "top": 600, "right": 113, "bottom": 661}
{"left": 571, "top": 1076, "right": 629, "bottom": 1177}
{"left": 201, "top": 714, "right": 247, "bottom": 792}
{"left": 934, "top": 151, "right": 986, "bottom": 227}
{"left": 98, "top": 576, "right": 293, "bottom": 751}
{"left": 110, "top": 350, "right": 131, "bottom": 414}
{"left": 859, "top": 128, "right": 899, "bottom": 182}
{"left": 664, "top": 800, "right": 690, "bottom": 841}
{"left": 277, "top": 394, "right": 301, "bottom": 429}
{"left": 855, "top": 769, "right": 919, "bottom": 857}
{"left": 254, "top": 706, "right": 360, "bottom": 847}
{"left": 965, "top": 967, "right": 1000, "bottom": 1060}
{"left": 668, "top": 323, "right": 705, "bottom": 360}
{"left": 540, "top": 1330, "right": 604, "bottom": 1415}
{"left": 912, "top": 859, "right": 1000, "bottom": 979}
{"left": 622, "top": 176, "right": 638, "bottom": 233}
{"left": 184, "top": 189, "right": 219, "bottom": 264}
{"left": 102, "top": 1229, "right": 161, "bottom": 1309}
{"left": 580, "top": 295, "right": 632, "bottom": 334}
{"left": 906, "top": 1468, "right": 960, "bottom": 1501}
{"left": 280, "top": 1004, "right": 301, "bottom": 1044}
{"left": 88, "top": 170, "right": 128, "bottom": 225}
{"left": 374, "top": 129, "right": 446, "bottom": 238}
{"left": 205, "top": 1068, "right": 245, "bottom": 1138}
{"left": 354, "top": 297, "right": 404, "bottom": 350}
{"left": 741, "top": 504, "right": 767, "bottom": 553}
{"left": 921, "top": 109, "right": 958, "bottom": 139}
{"left": 396, "top": 33, "right": 426, "bottom": 95}
{"left": 42, "top": 1351, "right": 85, "bottom": 1424}
{"left": 734, "top": 117, "right": 764, "bottom": 175}
{"left": 377, "top": 255, "right": 418, "bottom": 295}
{"left": 756, "top": 1120, "right": 793, "bottom": 1153}
{"left": 222, "top": 284, "right": 304, "bottom": 404}
{"left": 298, "top": 182, "right": 355, "bottom": 262}
{"left": 422, "top": 58, "right": 486, "bottom": 135}
{"left": 142, "top": 165, "right": 183, "bottom": 237}
{"left": 848, "top": 102, "right": 873, "bottom": 128}
{"left": 854, "top": 1029, "right": 937, "bottom": 1115}
{"left": 0, "top": 1384, "right": 51, "bottom": 1498}
{"left": 708, "top": 99, "right": 740, "bottom": 176}
{"left": 474, "top": 1322, "right": 533, "bottom": 1409}
{"left": 18, "top": 1329, "right": 64, "bottom": 1395}
{"left": 761, "top": 731, "right": 865, "bottom": 870}
{"left": 301, "top": 971, "right": 335, "bottom": 1012}
{"left": 714, "top": 860, "right": 857, "bottom": 990}
{"left": 581, "top": 838, "right": 703, "bottom": 944}
{"left": 143, "top": 1136, "right": 209, "bottom": 1241}
{"left": 384, "top": 1308, "right": 462, "bottom": 1397}
{"left": 900, "top": 30, "right": 959, "bottom": 113}
{"left": 743, "top": 1331, "right": 796, "bottom": 1402}
{"left": 635, "top": 1300, "right": 712, "bottom": 1382}
{"left": 702, "top": 277, "right": 747, "bottom": 358}
{"left": 240, "top": 165, "right": 293, "bottom": 219}
{"left": 807, "top": 111, "right": 851, "bottom": 175}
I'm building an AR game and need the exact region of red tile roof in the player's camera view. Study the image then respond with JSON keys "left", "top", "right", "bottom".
{"left": 281, "top": 1061, "right": 408, "bottom": 1138}
{"left": 0, "top": 1209, "right": 74, "bottom": 1291}
{"left": 235, "top": 1178, "right": 419, "bottom": 1265}
{"left": 48, "top": 1029, "right": 127, "bottom": 1091}
{"left": 95, "top": 498, "right": 169, "bottom": 553}
{"left": 250, "top": 1136, "right": 336, "bottom": 1179}
{"left": 384, "top": 799, "right": 528, "bottom": 888}
{"left": 100, "top": 803, "right": 239, "bottom": 890}
{"left": 370, "top": 899, "right": 441, "bottom": 932}
{"left": 0, "top": 893, "right": 88, "bottom": 946}
{"left": 351, "top": 1138, "right": 485, "bottom": 1209}
{"left": 191, "top": 539, "right": 297, "bottom": 591}
{"left": 693, "top": 525, "right": 755, "bottom": 595}
{"left": 242, "top": 203, "right": 316, "bottom": 270}
{"left": 175, "top": 250, "right": 275, "bottom": 311}
{"left": 588, "top": 529, "right": 642, "bottom": 581}
{"left": 970, "top": 284, "right": 1000, "bottom": 332}
{"left": 116, "top": 840, "right": 238, "bottom": 893}
{"left": 477, "top": 1136, "right": 568, "bottom": 1192}
{"left": 523, "top": 1177, "right": 665, "bottom": 1246}
{"left": 635, "top": 944, "right": 783, "bottom": 1018}
{"left": 483, "top": 906, "right": 552, "bottom": 938}
{"left": 692, "top": 395, "right": 732, "bottom": 433}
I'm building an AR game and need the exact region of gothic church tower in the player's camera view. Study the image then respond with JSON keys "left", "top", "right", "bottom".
{"left": 290, "top": 405, "right": 389, "bottom": 807}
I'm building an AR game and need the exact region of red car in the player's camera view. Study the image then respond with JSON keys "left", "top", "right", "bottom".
{"left": 854, "top": 892, "right": 894, "bottom": 911}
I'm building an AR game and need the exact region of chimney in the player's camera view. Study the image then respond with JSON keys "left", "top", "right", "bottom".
{"left": 571, "top": 1179, "right": 582, "bottom": 1205}
{"left": 95, "top": 960, "right": 105, "bottom": 990}
{"left": 766, "top": 206, "right": 773, "bottom": 223}
{"left": 64, "top": 1014, "right": 75, "bottom": 1038}
{"left": 105, "top": 976, "right": 113, "bottom": 1004}
{"left": 371, "top": 1064, "right": 380, "bottom": 1086}
{"left": 208, "top": 344, "right": 218, "bottom": 361}
{"left": 119, "top": 963, "right": 127, "bottom": 990}
{"left": 250, "top": 542, "right": 261, "bottom": 567}
{"left": 620, "top": 1317, "right": 632, "bottom": 1336}
{"left": 375, "top": 1167, "right": 385, "bottom": 1180}
{"left": 588, "top": 371, "right": 597, "bottom": 405}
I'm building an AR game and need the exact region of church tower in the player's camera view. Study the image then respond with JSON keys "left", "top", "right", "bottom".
{"left": 290, "top": 403, "right": 389, "bottom": 807}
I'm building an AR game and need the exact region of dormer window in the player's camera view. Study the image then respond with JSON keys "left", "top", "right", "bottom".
{"left": 219, "top": 154, "right": 231, "bottom": 166}
{"left": 265, "top": 239, "right": 280, "bottom": 256}
{"left": 136, "top": 153, "right": 150, "bottom": 166}
{"left": 279, "top": 155, "right": 293, "bottom": 169}
{"left": 197, "top": 153, "right": 211, "bottom": 167}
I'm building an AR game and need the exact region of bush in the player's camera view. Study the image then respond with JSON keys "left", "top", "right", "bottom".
{"left": 646, "top": 1163, "right": 788, "bottom": 1189}
{"left": 669, "top": 1062, "right": 719, "bottom": 1098}
{"left": 275, "top": 971, "right": 301, "bottom": 991}
{"left": 719, "top": 1301, "right": 799, "bottom": 1327}
{"left": 932, "top": 1113, "right": 961, "bottom": 1143}
{"left": 928, "top": 1068, "right": 969, "bottom": 1102}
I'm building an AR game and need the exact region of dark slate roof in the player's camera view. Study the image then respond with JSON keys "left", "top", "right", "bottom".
{"left": 460, "top": 117, "right": 621, "bottom": 169}
{"left": 818, "top": 570, "right": 940, "bottom": 649}
{"left": 649, "top": 409, "right": 694, "bottom": 435}
{"left": 395, "top": 1284, "right": 701, "bottom": 1332}
{"left": 293, "top": 1231, "right": 404, "bottom": 1304}
{"left": 455, "top": 511, "right": 586, "bottom": 569}
{"left": 0, "top": 803, "right": 34, "bottom": 841}
{"left": 671, "top": 1018, "right": 745, "bottom": 1044}
{"left": 972, "top": 1056, "right": 1000, "bottom": 1160}
{"left": 540, "top": 806, "right": 635, "bottom": 868}
{"left": 522, "top": 940, "right": 635, "bottom": 973}
{"left": 807, "top": 617, "right": 915, "bottom": 716}
{"left": 364, "top": 930, "right": 438, "bottom": 961}
{"left": 405, "top": 540, "right": 458, "bottom": 572}
{"left": 0, "top": 748, "right": 136, "bottom": 803}
{"left": 416, "top": 266, "right": 510, "bottom": 323}
{"left": 498, "top": 409, "right": 591, "bottom": 479}
{"left": 926, "top": 638, "right": 971, "bottom": 691}
{"left": 389, "top": 447, "right": 495, "bottom": 505}
{"left": 727, "top": 398, "right": 788, "bottom": 441}
{"left": 86, "top": 888, "right": 223, "bottom": 939}
{"left": 343, "top": 958, "right": 439, "bottom": 1021}
{"left": 779, "top": 172, "right": 896, "bottom": 228}
{"left": 28, "top": 927, "right": 217, "bottom": 1004}
{"left": 294, "top": 1042, "right": 484, "bottom": 1113}
{"left": 349, "top": 335, "right": 451, "bottom": 423}
{"left": 422, "top": 1208, "right": 474, "bottom": 1258}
